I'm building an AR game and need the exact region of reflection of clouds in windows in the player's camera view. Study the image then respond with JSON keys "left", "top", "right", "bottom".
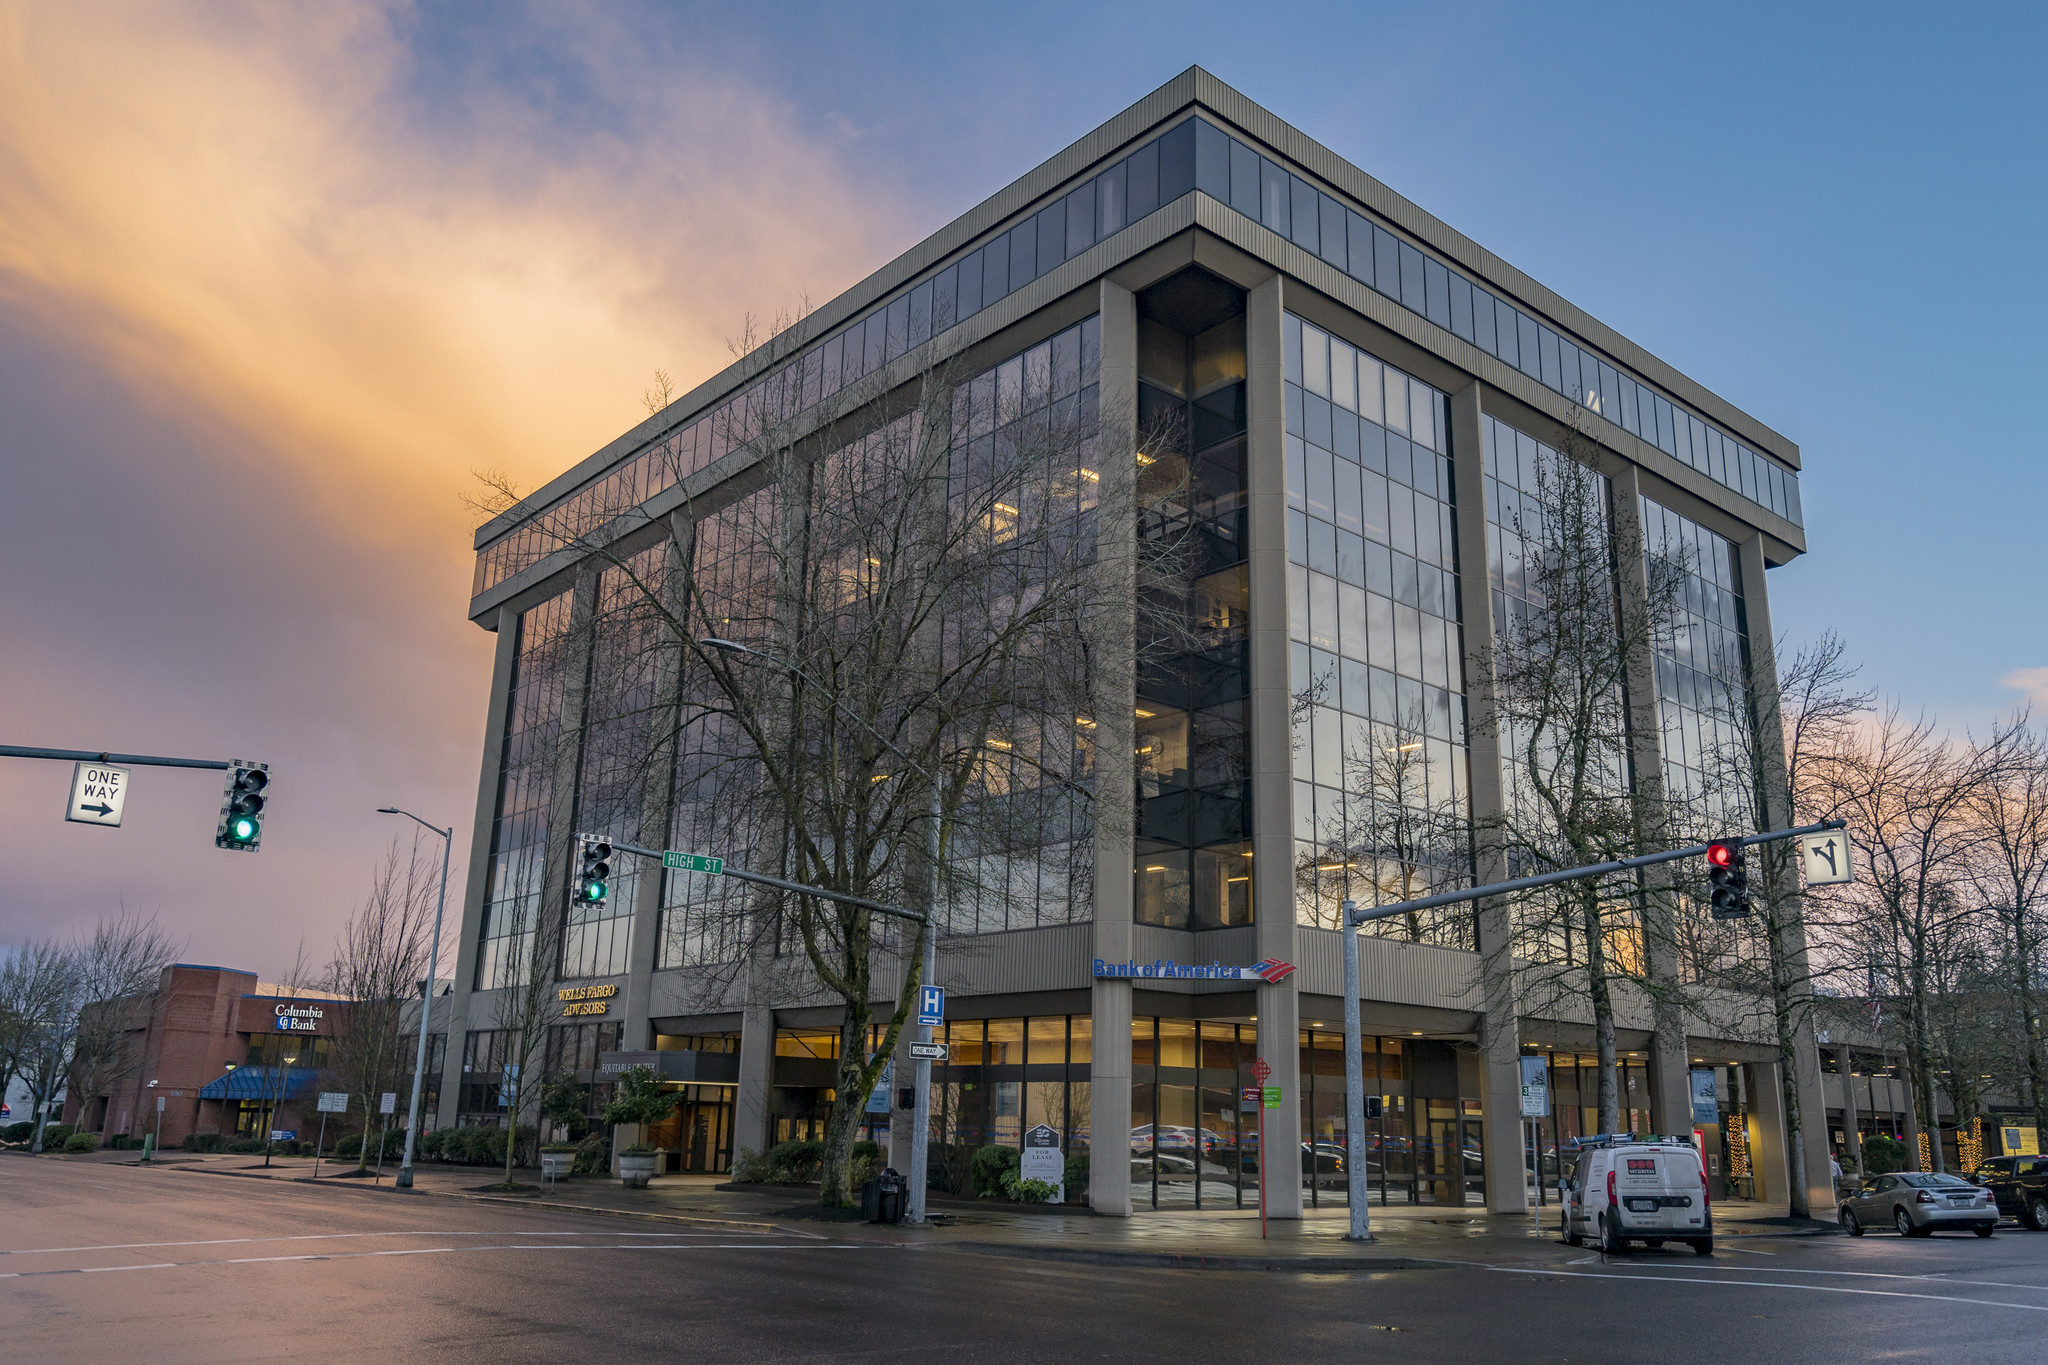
{"left": 476, "top": 592, "right": 573, "bottom": 991}
{"left": 1642, "top": 497, "right": 1751, "bottom": 823}
{"left": 1283, "top": 313, "right": 1472, "bottom": 941}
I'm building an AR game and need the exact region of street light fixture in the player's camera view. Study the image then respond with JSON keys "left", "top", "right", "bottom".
{"left": 697, "top": 636, "right": 945, "bottom": 1224}
{"left": 377, "top": 806, "right": 453, "bottom": 1190}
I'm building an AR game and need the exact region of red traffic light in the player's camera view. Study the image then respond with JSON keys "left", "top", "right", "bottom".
{"left": 1706, "top": 841, "right": 1735, "bottom": 868}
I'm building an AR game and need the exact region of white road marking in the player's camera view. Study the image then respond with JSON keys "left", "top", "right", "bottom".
{"left": 1720, "top": 1245, "right": 1775, "bottom": 1255}
{"left": 1620, "top": 1262, "right": 2048, "bottom": 1292}
{"left": 1489, "top": 1264, "right": 2048, "bottom": 1312}
{"left": 0, "top": 1242, "right": 870, "bottom": 1279}
{"left": 0, "top": 1229, "right": 770, "bottom": 1257}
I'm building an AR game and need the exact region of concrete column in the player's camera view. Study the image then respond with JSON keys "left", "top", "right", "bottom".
{"left": 1737, "top": 532, "right": 1834, "bottom": 1216}
{"left": 1447, "top": 382, "right": 1526, "bottom": 1213}
{"left": 435, "top": 602, "right": 524, "bottom": 1126}
{"left": 1087, "top": 277, "right": 1139, "bottom": 1217}
{"left": 1747, "top": 1060, "right": 1787, "bottom": 1206}
{"left": 1245, "top": 273, "right": 1301, "bottom": 1218}
{"left": 1609, "top": 466, "right": 1691, "bottom": 1137}
{"left": 1838, "top": 1045, "right": 1862, "bottom": 1169}
{"left": 734, "top": 1004, "right": 776, "bottom": 1158}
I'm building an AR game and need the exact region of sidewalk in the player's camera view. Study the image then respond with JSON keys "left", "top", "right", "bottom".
{"left": 162, "top": 1154, "right": 1834, "bottom": 1270}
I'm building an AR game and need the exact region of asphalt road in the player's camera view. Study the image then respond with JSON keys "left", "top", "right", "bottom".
{"left": 7, "top": 1159, "right": 2048, "bottom": 1362}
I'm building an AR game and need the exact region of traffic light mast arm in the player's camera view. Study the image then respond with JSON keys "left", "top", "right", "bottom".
{"left": 603, "top": 839, "right": 928, "bottom": 925}
{"left": 0, "top": 745, "right": 233, "bottom": 770}
{"left": 1341, "top": 817, "right": 1847, "bottom": 929}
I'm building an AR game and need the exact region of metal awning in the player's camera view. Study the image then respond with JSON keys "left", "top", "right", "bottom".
{"left": 198, "top": 1066, "right": 320, "bottom": 1100}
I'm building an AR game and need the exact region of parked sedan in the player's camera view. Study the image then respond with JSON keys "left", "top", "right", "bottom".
{"left": 1971, "top": 1155, "right": 2048, "bottom": 1230}
{"left": 1841, "top": 1172, "right": 1998, "bottom": 1237}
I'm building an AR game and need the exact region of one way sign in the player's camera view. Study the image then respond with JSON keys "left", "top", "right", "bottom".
{"left": 65, "top": 761, "right": 129, "bottom": 828}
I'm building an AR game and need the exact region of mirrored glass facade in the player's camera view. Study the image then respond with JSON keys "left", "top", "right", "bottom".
{"left": 1283, "top": 313, "right": 1472, "bottom": 942}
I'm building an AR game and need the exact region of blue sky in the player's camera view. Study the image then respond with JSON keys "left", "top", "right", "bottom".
{"left": 1, "top": 1, "right": 2039, "bottom": 974}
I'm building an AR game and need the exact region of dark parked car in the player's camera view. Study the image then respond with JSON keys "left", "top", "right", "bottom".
{"left": 1971, "top": 1155, "right": 2048, "bottom": 1230}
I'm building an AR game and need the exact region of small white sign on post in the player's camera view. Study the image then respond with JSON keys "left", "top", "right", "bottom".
{"left": 317, "top": 1091, "right": 348, "bottom": 1114}
{"left": 1799, "top": 830, "right": 1855, "bottom": 886}
{"left": 379, "top": 1092, "right": 398, "bottom": 1115}
{"left": 156, "top": 1095, "right": 166, "bottom": 1114}
{"left": 65, "top": 761, "right": 129, "bottom": 828}
{"left": 1020, "top": 1123, "right": 1064, "bottom": 1203}
{"left": 1518, "top": 1054, "right": 1550, "bottom": 1118}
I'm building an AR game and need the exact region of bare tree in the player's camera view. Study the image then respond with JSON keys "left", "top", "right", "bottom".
{"left": 1, "top": 940, "right": 72, "bottom": 1143}
{"left": 1482, "top": 422, "right": 1684, "bottom": 1135}
{"left": 58, "top": 908, "right": 182, "bottom": 1144}
{"left": 470, "top": 307, "right": 1176, "bottom": 1205}
{"left": 1964, "top": 718, "right": 2048, "bottom": 1152}
{"left": 323, "top": 836, "right": 445, "bottom": 1172}
{"left": 1683, "top": 631, "right": 1872, "bottom": 1216}
{"left": 1811, "top": 708, "right": 2020, "bottom": 1170}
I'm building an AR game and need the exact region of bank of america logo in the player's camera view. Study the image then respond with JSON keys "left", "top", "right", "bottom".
{"left": 1249, "top": 959, "right": 1296, "bottom": 984}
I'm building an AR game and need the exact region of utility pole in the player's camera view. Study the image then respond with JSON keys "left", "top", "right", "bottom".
{"left": 376, "top": 808, "right": 453, "bottom": 1191}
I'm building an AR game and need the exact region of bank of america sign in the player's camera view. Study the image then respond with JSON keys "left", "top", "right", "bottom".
{"left": 1092, "top": 958, "right": 1296, "bottom": 984}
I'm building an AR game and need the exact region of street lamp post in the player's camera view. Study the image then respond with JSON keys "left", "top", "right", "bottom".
{"left": 697, "top": 637, "right": 945, "bottom": 1224}
{"left": 377, "top": 807, "right": 454, "bottom": 1190}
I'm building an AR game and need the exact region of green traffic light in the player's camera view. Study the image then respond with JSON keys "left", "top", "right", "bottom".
{"left": 582, "top": 880, "right": 607, "bottom": 902}
{"left": 231, "top": 816, "right": 259, "bottom": 841}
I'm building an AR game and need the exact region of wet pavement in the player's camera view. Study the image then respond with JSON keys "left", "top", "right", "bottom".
{"left": 9, "top": 1154, "right": 2048, "bottom": 1362}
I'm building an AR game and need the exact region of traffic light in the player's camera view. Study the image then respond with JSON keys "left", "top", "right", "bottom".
{"left": 215, "top": 761, "right": 269, "bottom": 851}
{"left": 1706, "top": 838, "right": 1750, "bottom": 919}
{"left": 574, "top": 836, "right": 612, "bottom": 907}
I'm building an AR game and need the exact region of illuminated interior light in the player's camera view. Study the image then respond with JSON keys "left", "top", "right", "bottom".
{"left": 1075, "top": 468, "right": 1100, "bottom": 482}
{"left": 987, "top": 739, "right": 1012, "bottom": 750}
{"left": 1145, "top": 866, "right": 1166, "bottom": 873}
{"left": 1134, "top": 707, "right": 1156, "bottom": 718}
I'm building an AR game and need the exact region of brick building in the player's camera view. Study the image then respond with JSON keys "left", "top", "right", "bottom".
{"left": 62, "top": 963, "right": 351, "bottom": 1147}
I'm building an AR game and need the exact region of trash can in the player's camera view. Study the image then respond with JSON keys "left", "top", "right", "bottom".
{"left": 866, "top": 1167, "right": 906, "bottom": 1223}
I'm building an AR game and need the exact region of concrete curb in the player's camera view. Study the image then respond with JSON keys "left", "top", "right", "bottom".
{"left": 173, "top": 1162, "right": 794, "bottom": 1235}
{"left": 934, "top": 1241, "right": 1473, "bottom": 1273}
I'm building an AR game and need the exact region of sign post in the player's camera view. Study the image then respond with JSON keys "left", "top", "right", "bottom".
{"left": 314, "top": 1091, "right": 347, "bottom": 1178}
{"left": 1022, "top": 1124, "right": 1064, "bottom": 1203}
{"left": 152, "top": 1093, "right": 165, "bottom": 1162}
{"left": 1250, "top": 1058, "right": 1273, "bottom": 1239}
{"left": 375, "top": 1092, "right": 397, "bottom": 1182}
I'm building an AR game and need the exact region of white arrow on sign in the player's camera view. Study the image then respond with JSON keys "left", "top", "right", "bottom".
{"left": 64, "top": 761, "right": 129, "bottom": 828}
{"left": 908, "top": 1042, "right": 949, "bottom": 1061}
{"left": 1799, "top": 830, "right": 1855, "bottom": 886}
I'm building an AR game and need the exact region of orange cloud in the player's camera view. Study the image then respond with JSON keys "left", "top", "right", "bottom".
{"left": 0, "top": 1, "right": 913, "bottom": 552}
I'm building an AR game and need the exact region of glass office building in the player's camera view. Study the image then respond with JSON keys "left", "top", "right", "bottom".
{"left": 438, "top": 70, "right": 1827, "bottom": 1215}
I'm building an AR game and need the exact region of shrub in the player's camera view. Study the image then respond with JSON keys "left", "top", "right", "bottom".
{"left": 419, "top": 1127, "right": 452, "bottom": 1160}
{"left": 335, "top": 1134, "right": 363, "bottom": 1158}
{"left": 571, "top": 1130, "right": 609, "bottom": 1175}
{"left": 39, "top": 1125, "right": 75, "bottom": 1149}
{"left": 1064, "top": 1151, "right": 1090, "bottom": 1199}
{"left": 1862, "top": 1134, "right": 1906, "bottom": 1176}
{"left": 1005, "top": 1177, "right": 1058, "bottom": 1204}
{"left": 730, "top": 1147, "right": 772, "bottom": 1183}
{"left": 63, "top": 1132, "right": 100, "bottom": 1153}
{"left": 226, "top": 1137, "right": 266, "bottom": 1154}
{"left": 972, "top": 1144, "right": 1020, "bottom": 1198}
{"left": 3, "top": 1121, "right": 34, "bottom": 1143}
{"left": 766, "top": 1139, "right": 824, "bottom": 1183}
{"left": 183, "top": 1132, "right": 225, "bottom": 1153}
{"left": 851, "top": 1139, "right": 883, "bottom": 1189}
{"left": 602, "top": 1066, "right": 682, "bottom": 1128}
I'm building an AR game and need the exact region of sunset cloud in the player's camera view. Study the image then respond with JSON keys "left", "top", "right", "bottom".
{"left": 0, "top": 1, "right": 916, "bottom": 970}
{"left": 2001, "top": 667, "right": 2048, "bottom": 708}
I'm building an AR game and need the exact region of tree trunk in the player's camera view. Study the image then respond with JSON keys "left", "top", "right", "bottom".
{"left": 1584, "top": 893, "right": 1621, "bottom": 1134}
{"left": 2017, "top": 938, "right": 2048, "bottom": 1153}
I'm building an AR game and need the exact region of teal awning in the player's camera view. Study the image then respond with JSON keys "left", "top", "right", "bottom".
{"left": 199, "top": 1066, "right": 320, "bottom": 1101}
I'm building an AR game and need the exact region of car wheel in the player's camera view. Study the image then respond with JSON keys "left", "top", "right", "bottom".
{"left": 1976, "top": 1224, "right": 1996, "bottom": 1238}
{"left": 1692, "top": 1237, "right": 1713, "bottom": 1256}
{"left": 1842, "top": 1207, "right": 1863, "bottom": 1237}
{"left": 2028, "top": 1196, "right": 2048, "bottom": 1232}
{"left": 1602, "top": 1213, "right": 1626, "bottom": 1256}
{"left": 1894, "top": 1207, "right": 1917, "bottom": 1237}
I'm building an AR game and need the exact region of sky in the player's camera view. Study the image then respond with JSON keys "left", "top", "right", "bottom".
{"left": 1, "top": 1, "right": 2041, "bottom": 981}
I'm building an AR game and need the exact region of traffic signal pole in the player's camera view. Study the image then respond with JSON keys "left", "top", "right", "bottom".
{"left": 1338, "top": 817, "right": 1845, "bottom": 1242}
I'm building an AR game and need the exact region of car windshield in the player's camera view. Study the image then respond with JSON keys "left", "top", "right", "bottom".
{"left": 1898, "top": 1173, "right": 1969, "bottom": 1188}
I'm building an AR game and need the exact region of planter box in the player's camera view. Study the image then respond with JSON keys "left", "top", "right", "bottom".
{"left": 540, "top": 1152, "right": 574, "bottom": 1180}
{"left": 618, "top": 1154, "right": 658, "bottom": 1189}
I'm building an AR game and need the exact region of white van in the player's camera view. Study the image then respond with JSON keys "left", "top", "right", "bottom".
{"left": 1559, "top": 1135, "right": 1713, "bottom": 1255}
